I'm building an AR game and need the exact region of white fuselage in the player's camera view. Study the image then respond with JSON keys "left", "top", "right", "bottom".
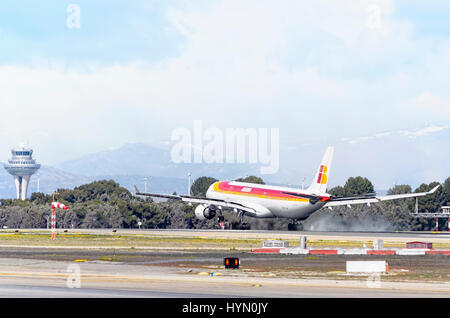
{"left": 206, "top": 181, "right": 329, "bottom": 220}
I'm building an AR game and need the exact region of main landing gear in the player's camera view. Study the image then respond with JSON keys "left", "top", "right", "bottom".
{"left": 235, "top": 210, "right": 250, "bottom": 230}
{"left": 288, "top": 220, "right": 303, "bottom": 231}
{"left": 218, "top": 210, "right": 251, "bottom": 230}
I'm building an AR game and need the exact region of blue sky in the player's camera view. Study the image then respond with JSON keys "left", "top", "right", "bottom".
{"left": 0, "top": 1, "right": 185, "bottom": 65}
{"left": 0, "top": 1, "right": 449, "bottom": 187}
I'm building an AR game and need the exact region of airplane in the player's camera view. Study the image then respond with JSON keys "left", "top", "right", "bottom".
{"left": 135, "top": 146, "right": 440, "bottom": 230}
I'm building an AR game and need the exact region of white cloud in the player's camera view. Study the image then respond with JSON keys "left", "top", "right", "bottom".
{"left": 399, "top": 125, "right": 447, "bottom": 138}
{"left": 347, "top": 131, "right": 393, "bottom": 144}
{"left": 412, "top": 92, "right": 450, "bottom": 116}
{"left": 345, "top": 131, "right": 391, "bottom": 144}
{"left": 344, "top": 125, "right": 446, "bottom": 145}
{"left": 375, "top": 131, "right": 392, "bottom": 138}
{"left": 348, "top": 136, "right": 373, "bottom": 144}
{"left": 1, "top": 0, "right": 449, "bottom": 165}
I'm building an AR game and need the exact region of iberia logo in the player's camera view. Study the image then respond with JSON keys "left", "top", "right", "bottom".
{"left": 317, "top": 165, "right": 328, "bottom": 184}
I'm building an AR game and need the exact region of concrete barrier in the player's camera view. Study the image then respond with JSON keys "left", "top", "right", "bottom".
{"left": 367, "top": 250, "right": 396, "bottom": 255}
{"left": 252, "top": 247, "right": 450, "bottom": 256}
{"left": 425, "top": 250, "right": 450, "bottom": 255}
{"left": 341, "top": 249, "right": 368, "bottom": 255}
{"left": 396, "top": 249, "right": 428, "bottom": 255}
{"left": 309, "top": 249, "right": 338, "bottom": 255}
{"left": 281, "top": 248, "right": 309, "bottom": 255}
{"left": 251, "top": 248, "right": 282, "bottom": 253}
{"left": 346, "top": 261, "right": 387, "bottom": 273}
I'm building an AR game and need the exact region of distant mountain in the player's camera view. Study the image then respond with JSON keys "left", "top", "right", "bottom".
{"left": 3, "top": 125, "right": 445, "bottom": 200}
{"left": 56, "top": 126, "right": 449, "bottom": 192}
{"left": 94, "top": 174, "right": 187, "bottom": 196}
{"left": 56, "top": 143, "right": 262, "bottom": 181}
{"left": 0, "top": 164, "right": 92, "bottom": 199}
{"left": 56, "top": 143, "right": 172, "bottom": 177}
{"left": 0, "top": 163, "right": 188, "bottom": 199}
{"left": 1, "top": 142, "right": 260, "bottom": 199}
{"left": 278, "top": 126, "right": 450, "bottom": 190}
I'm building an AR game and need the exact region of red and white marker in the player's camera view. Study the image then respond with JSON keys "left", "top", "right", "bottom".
{"left": 50, "top": 202, "right": 69, "bottom": 240}
{"left": 51, "top": 202, "right": 69, "bottom": 210}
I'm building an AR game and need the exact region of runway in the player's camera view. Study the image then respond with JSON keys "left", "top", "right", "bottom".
{"left": 7, "top": 228, "right": 450, "bottom": 242}
{"left": 0, "top": 229, "right": 449, "bottom": 298}
{"left": 0, "top": 284, "right": 216, "bottom": 298}
{"left": 1, "top": 282, "right": 448, "bottom": 298}
{"left": 0, "top": 257, "right": 449, "bottom": 298}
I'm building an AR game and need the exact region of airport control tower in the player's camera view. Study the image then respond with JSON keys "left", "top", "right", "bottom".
{"left": 4, "top": 144, "right": 41, "bottom": 200}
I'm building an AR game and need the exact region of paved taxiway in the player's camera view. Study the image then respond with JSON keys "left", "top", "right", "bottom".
{"left": 0, "top": 257, "right": 449, "bottom": 298}
{"left": 0, "top": 229, "right": 449, "bottom": 297}
{"left": 5, "top": 228, "right": 450, "bottom": 244}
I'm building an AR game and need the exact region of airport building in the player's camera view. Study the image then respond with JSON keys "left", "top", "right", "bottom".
{"left": 4, "top": 144, "right": 40, "bottom": 200}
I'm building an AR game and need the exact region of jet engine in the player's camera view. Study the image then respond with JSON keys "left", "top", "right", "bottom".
{"left": 194, "top": 204, "right": 217, "bottom": 220}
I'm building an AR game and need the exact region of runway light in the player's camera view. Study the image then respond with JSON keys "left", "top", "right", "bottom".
{"left": 224, "top": 257, "right": 239, "bottom": 269}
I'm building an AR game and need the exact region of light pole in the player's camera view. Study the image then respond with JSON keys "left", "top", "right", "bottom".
{"left": 187, "top": 172, "right": 191, "bottom": 195}
{"left": 144, "top": 177, "right": 148, "bottom": 193}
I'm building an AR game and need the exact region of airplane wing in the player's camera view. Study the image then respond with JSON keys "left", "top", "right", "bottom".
{"left": 134, "top": 186, "right": 258, "bottom": 214}
{"left": 325, "top": 185, "right": 440, "bottom": 207}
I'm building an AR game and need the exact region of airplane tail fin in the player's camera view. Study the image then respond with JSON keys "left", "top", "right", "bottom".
{"left": 307, "top": 146, "right": 334, "bottom": 194}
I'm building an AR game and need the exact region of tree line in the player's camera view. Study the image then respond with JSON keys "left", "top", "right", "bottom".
{"left": 0, "top": 176, "right": 448, "bottom": 231}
